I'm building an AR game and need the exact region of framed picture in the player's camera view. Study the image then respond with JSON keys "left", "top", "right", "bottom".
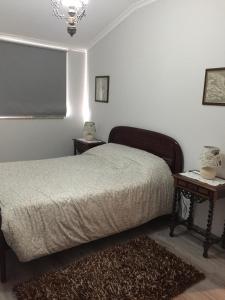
{"left": 95, "top": 76, "right": 110, "bottom": 103}
{"left": 203, "top": 68, "right": 225, "bottom": 106}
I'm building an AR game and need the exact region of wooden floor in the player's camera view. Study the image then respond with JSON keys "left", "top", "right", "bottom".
{"left": 0, "top": 221, "right": 225, "bottom": 299}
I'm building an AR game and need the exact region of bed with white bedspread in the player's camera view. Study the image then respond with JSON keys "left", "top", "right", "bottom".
{"left": 0, "top": 126, "right": 183, "bottom": 282}
{"left": 0, "top": 143, "right": 173, "bottom": 262}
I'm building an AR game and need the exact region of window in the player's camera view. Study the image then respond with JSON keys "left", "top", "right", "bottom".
{"left": 0, "top": 41, "right": 67, "bottom": 118}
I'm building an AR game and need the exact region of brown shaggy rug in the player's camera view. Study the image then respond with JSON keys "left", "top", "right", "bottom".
{"left": 14, "top": 236, "right": 205, "bottom": 300}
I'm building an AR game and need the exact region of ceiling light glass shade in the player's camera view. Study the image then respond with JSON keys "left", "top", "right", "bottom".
{"left": 51, "top": 0, "right": 88, "bottom": 36}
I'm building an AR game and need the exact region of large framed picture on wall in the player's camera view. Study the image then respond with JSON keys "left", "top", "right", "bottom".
{"left": 95, "top": 76, "right": 110, "bottom": 103}
{"left": 203, "top": 68, "right": 225, "bottom": 106}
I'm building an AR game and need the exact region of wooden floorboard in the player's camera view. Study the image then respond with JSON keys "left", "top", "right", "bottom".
{"left": 0, "top": 223, "right": 224, "bottom": 299}
{"left": 151, "top": 227, "right": 225, "bottom": 300}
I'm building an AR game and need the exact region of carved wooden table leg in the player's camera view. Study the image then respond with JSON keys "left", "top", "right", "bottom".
{"left": 187, "top": 195, "right": 194, "bottom": 230}
{"left": 203, "top": 198, "right": 214, "bottom": 258}
{"left": 170, "top": 187, "right": 180, "bottom": 237}
{"left": 0, "top": 209, "right": 7, "bottom": 283}
{"left": 221, "top": 221, "right": 225, "bottom": 249}
{"left": 0, "top": 249, "right": 6, "bottom": 283}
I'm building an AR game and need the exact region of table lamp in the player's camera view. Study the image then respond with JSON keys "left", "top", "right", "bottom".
{"left": 200, "top": 146, "right": 222, "bottom": 180}
{"left": 83, "top": 122, "right": 96, "bottom": 141}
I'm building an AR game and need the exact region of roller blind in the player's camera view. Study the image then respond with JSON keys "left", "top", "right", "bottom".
{"left": 0, "top": 41, "right": 67, "bottom": 118}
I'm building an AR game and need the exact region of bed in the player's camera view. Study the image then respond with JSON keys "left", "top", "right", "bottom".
{"left": 0, "top": 126, "right": 183, "bottom": 282}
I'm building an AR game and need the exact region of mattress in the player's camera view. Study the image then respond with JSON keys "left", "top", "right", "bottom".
{"left": 0, "top": 143, "right": 173, "bottom": 262}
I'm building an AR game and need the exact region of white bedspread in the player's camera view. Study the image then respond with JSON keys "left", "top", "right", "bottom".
{"left": 0, "top": 143, "right": 173, "bottom": 262}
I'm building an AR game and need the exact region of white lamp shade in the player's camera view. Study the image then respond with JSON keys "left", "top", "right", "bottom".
{"left": 200, "top": 146, "right": 222, "bottom": 168}
{"left": 83, "top": 122, "right": 96, "bottom": 141}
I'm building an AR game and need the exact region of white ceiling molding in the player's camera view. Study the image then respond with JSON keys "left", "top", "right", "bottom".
{"left": 88, "top": 0, "right": 157, "bottom": 50}
{"left": 0, "top": 0, "right": 158, "bottom": 51}
{"left": 0, "top": 32, "right": 86, "bottom": 53}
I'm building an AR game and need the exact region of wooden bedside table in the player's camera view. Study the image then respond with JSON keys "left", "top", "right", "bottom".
{"left": 170, "top": 172, "right": 225, "bottom": 258}
{"left": 72, "top": 138, "right": 106, "bottom": 155}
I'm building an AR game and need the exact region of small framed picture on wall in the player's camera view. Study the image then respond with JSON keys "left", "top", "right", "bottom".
{"left": 95, "top": 76, "right": 110, "bottom": 103}
{"left": 203, "top": 68, "right": 225, "bottom": 106}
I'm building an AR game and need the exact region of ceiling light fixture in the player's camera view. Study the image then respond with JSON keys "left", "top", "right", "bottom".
{"left": 51, "top": 0, "right": 88, "bottom": 37}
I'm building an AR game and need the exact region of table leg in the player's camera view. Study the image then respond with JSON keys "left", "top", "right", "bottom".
{"left": 170, "top": 187, "right": 180, "bottom": 237}
{"left": 203, "top": 198, "right": 214, "bottom": 258}
{"left": 221, "top": 221, "right": 225, "bottom": 249}
{"left": 73, "top": 141, "right": 77, "bottom": 155}
{"left": 0, "top": 211, "right": 6, "bottom": 283}
{"left": 0, "top": 249, "right": 6, "bottom": 283}
{"left": 187, "top": 195, "right": 194, "bottom": 230}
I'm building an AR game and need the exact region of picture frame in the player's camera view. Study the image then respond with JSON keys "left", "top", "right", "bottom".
{"left": 203, "top": 68, "right": 225, "bottom": 106}
{"left": 95, "top": 76, "right": 110, "bottom": 103}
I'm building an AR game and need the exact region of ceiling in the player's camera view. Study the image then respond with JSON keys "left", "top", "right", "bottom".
{"left": 0, "top": 0, "right": 141, "bottom": 50}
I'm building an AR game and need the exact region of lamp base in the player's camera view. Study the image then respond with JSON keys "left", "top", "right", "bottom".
{"left": 200, "top": 167, "right": 217, "bottom": 180}
{"left": 84, "top": 134, "right": 95, "bottom": 141}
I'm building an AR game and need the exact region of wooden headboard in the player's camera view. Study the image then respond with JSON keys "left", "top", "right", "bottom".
{"left": 108, "top": 126, "right": 183, "bottom": 174}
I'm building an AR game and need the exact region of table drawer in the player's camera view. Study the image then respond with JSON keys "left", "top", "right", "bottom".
{"left": 197, "top": 187, "right": 210, "bottom": 196}
{"left": 76, "top": 143, "right": 90, "bottom": 154}
{"left": 177, "top": 180, "right": 198, "bottom": 190}
{"left": 187, "top": 183, "right": 198, "bottom": 192}
{"left": 177, "top": 179, "right": 187, "bottom": 188}
{"left": 177, "top": 180, "right": 210, "bottom": 197}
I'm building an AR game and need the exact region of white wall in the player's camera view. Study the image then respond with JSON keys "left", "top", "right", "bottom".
{"left": 0, "top": 50, "right": 85, "bottom": 162}
{"left": 88, "top": 0, "right": 225, "bottom": 235}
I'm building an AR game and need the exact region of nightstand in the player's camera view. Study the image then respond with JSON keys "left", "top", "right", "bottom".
{"left": 72, "top": 138, "right": 106, "bottom": 155}
{"left": 170, "top": 172, "right": 225, "bottom": 258}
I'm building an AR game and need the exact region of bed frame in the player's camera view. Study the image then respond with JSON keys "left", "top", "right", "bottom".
{"left": 0, "top": 126, "right": 183, "bottom": 282}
